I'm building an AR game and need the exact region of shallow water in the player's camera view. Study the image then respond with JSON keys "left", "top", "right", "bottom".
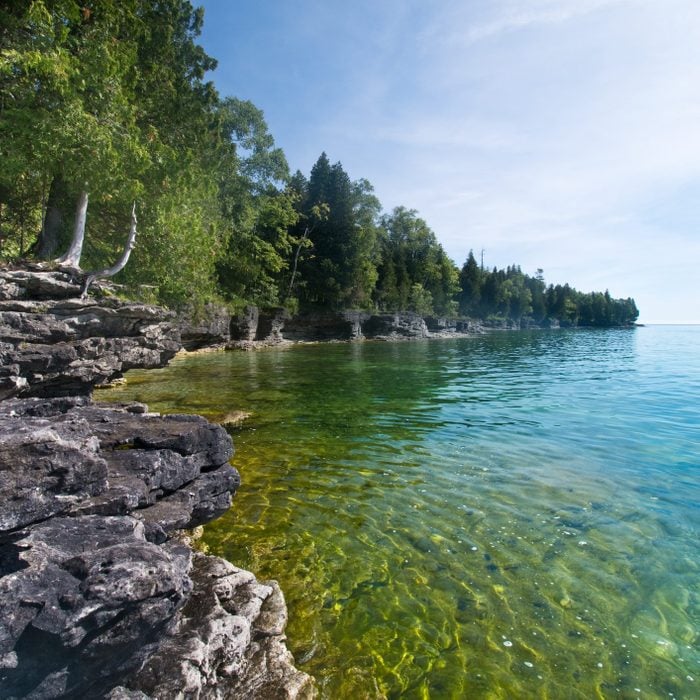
{"left": 104, "top": 326, "right": 699, "bottom": 699}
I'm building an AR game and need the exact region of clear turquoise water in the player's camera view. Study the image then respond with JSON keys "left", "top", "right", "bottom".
{"left": 103, "top": 326, "right": 699, "bottom": 699}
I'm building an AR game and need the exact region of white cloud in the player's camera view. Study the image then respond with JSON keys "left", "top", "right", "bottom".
{"left": 437, "top": 0, "right": 642, "bottom": 46}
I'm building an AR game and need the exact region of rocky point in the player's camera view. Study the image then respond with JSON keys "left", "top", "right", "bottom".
{"left": 0, "top": 265, "right": 314, "bottom": 699}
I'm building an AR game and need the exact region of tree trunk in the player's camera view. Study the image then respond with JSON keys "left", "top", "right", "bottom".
{"left": 81, "top": 203, "right": 137, "bottom": 298}
{"left": 56, "top": 189, "right": 89, "bottom": 268}
{"left": 34, "top": 177, "right": 68, "bottom": 260}
{"left": 285, "top": 226, "right": 309, "bottom": 301}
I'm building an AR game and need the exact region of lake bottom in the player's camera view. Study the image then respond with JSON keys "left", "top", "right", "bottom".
{"left": 104, "top": 327, "right": 699, "bottom": 698}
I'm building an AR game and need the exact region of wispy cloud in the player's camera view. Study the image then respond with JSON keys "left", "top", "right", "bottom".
{"left": 438, "top": 0, "right": 640, "bottom": 45}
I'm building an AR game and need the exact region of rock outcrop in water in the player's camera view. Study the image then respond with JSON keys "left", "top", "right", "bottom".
{"left": 0, "top": 266, "right": 314, "bottom": 699}
{"left": 234, "top": 307, "right": 478, "bottom": 345}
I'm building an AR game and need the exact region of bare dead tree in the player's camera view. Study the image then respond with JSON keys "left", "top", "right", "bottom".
{"left": 81, "top": 203, "right": 137, "bottom": 298}
{"left": 284, "top": 202, "right": 329, "bottom": 302}
{"left": 55, "top": 189, "right": 89, "bottom": 268}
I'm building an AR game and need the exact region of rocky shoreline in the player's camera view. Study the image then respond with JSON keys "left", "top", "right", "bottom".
{"left": 179, "top": 304, "right": 487, "bottom": 352}
{"left": 0, "top": 266, "right": 314, "bottom": 699}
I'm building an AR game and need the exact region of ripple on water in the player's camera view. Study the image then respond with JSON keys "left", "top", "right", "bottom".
{"left": 103, "top": 327, "right": 700, "bottom": 699}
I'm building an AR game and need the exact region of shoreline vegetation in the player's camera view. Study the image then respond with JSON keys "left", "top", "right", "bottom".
{"left": 1, "top": 3, "right": 638, "bottom": 328}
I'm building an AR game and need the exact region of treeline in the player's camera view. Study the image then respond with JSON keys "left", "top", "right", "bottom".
{"left": 0, "top": 1, "right": 638, "bottom": 326}
{"left": 458, "top": 254, "right": 639, "bottom": 326}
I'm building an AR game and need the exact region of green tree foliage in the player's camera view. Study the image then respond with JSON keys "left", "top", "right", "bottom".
{"left": 375, "top": 207, "right": 458, "bottom": 315}
{"left": 458, "top": 251, "right": 481, "bottom": 316}
{"left": 1, "top": 3, "right": 638, "bottom": 321}
{"left": 292, "top": 153, "right": 381, "bottom": 309}
{"left": 1, "top": 0, "right": 227, "bottom": 305}
{"left": 527, "top": 269, "right": 547, "bottom": 322}
{"left": 214, "top": 97, "right": 297, "bottom": 306}
{"left": 1, "top": 1, "right": 148, "bottom": 258}
{"left": 458, "top": 259, "right": 639, "bottom": 327}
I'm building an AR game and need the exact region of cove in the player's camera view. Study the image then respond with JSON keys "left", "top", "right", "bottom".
{"left": 103, "top": 326, "right": 699, "bottom": 699}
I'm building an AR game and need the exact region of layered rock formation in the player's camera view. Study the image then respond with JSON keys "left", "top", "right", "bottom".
{"left": 0, "top": 266, "right": 314, "bottom": 699}
{"left": 177, "top": 302, "right": 480, "bottom": 351}
{"left": 224, "top": 306, "right": 478, "bottom": 348}
{"left": 177, "top": 303, "right": 233, "bottom": 351}
{"left": 0, "top": 266, "right": 180, "bottom": 399}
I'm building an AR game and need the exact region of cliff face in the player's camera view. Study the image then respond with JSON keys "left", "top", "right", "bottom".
{"left": 0, "top": 267, "right": 314, "bottom": 699}
{"left": 179, "top": 304, "right": 479, "bottom": 350}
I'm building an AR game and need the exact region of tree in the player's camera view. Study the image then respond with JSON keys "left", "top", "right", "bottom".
{"left": 527, "top": 269, "right": 547, "bottom": 321}
{"left": 375, "top": 207, "right": 458, "bottom": 315}
{"left": 408, "top": 283, "right": 433, "bottom": 315}
{"left": 285, "top": 200, "right": 328, "bottom": 303}
{"left": 459, "top": 251, "right": 481, "bottom": 315}
{"left": 1, "top": 1, "right": 233, "bottom": 305}
{"left": 1, "top": 1, "right": 148, "bottom": 262}
{"left": 81, "top": 202, "right": 138, "bottom": 296}
{"left": 1, "top": 3, "right": 640, "bottom": 320}
{"left": 295, "top": 154, "right": 381, "bottom": 309}
{"left": 214, "top": 98, "right": 298, "bottom": 306}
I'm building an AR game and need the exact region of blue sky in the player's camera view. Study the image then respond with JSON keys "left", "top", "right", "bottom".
{"left": 198, "top": 0, "right": 700, "bottom": 323}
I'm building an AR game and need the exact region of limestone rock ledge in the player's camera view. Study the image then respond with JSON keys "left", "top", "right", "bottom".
{"left": 0, "top": 266, "right": 315, "bottom": 699}
{"left": 0, "top": 397, "right": 314, "bottom": 699}
{"left": 0, "top": 266, "right": 181, "bottom": 400}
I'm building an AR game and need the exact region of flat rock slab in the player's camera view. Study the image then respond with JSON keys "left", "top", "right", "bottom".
{"left": 0, "top": 398, "right": 235, "bottom": 532}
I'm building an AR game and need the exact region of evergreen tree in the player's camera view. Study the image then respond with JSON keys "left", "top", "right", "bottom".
{"left": 527, "top": 269, "right": 547, "bottom": 321}
{"left": 458, "top": 251, "right": 481, "bottom": 315}
{"left": 296, "top": 154, "right": 380, "bottom": 309}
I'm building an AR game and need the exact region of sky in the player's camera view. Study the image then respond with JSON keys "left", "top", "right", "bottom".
{"left": 197, "top": 0, "right": 700, "bottom": 324}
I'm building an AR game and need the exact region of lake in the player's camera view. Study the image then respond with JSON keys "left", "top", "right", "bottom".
{"left": 103, "top": 326, "right": 699, "bottom": 699}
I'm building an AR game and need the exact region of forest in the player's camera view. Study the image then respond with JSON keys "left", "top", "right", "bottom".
{"left": 0, "top": 1, "right": 638, "bottom": 327}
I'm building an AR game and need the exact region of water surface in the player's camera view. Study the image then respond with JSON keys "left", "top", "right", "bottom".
{"left": 104, "top": 327, "right": 699, "bottom": 699}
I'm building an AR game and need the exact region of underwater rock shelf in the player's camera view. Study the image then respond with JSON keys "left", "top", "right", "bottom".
{"left": 0, "top": 266, "right": 314, "bottom": 699}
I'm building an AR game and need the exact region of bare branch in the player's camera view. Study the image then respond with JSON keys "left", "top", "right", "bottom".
{"left": 81, "top": 203, "right": 137, "bottom": 298}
